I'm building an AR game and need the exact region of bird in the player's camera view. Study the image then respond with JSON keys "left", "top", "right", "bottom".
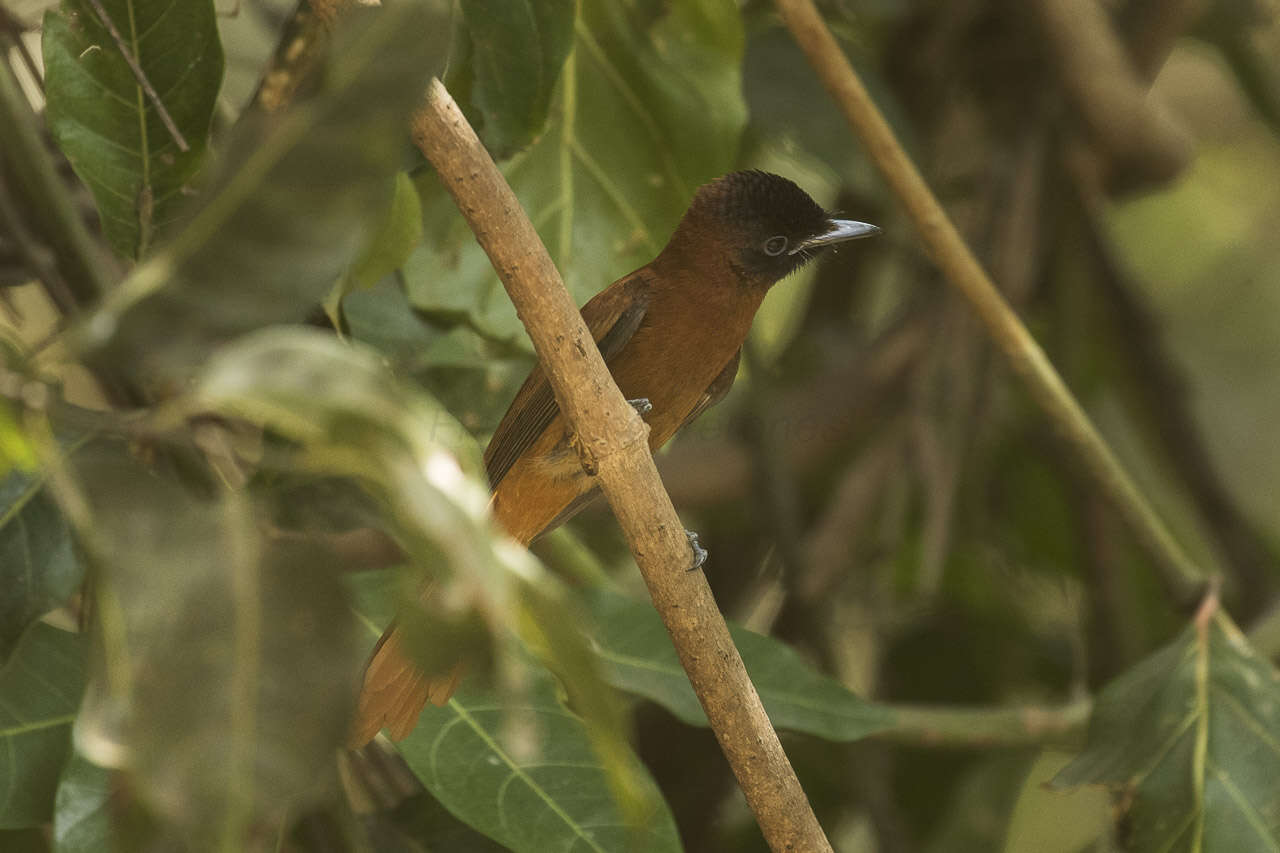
{"left": 348, "top": 170, "right": 879, "bottom": 746}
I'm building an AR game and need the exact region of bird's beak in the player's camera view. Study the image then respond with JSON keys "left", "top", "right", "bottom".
{"left": 789, "top": 219, "right": 880, "bottom": 254}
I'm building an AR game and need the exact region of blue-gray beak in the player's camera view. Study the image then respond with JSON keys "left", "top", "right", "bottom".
{"left": 790, "top": 219, "right": 880, "bottom": 254}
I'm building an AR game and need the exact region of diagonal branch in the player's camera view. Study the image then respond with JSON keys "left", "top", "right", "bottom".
{"left": 411, "top": 78, "right": 834, "bottom": 853}
{"left": 773, "top": 0, "right": 1206, "bottom": 608}
{"left": 83, "top": 0, "right": 189, "bottom": 152}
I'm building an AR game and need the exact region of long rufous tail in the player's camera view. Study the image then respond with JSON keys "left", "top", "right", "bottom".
{"left": 348, "top": 625, "right": 464, "bottom": 747}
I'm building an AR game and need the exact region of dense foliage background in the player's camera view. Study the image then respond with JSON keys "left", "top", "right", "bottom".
{"left": 1, "top": 0, "right": 1279, "bottom": 850}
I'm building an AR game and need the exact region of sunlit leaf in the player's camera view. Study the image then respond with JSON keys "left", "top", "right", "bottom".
{"left": 459, "top": 0, "right": 574, "bottom": 157}
{"left": 1000, "top": 751, "right": 1110, "bottom": 853}
{"left": 42, "top": 0, "right": 224, "bottom": 258}
{"left": 587, "top": 588, "right": 893, "bottom": 740}
{"left": 193, "top": 332, "right": 643, "bottom": 827}
{"left": 71, "top": 451, "right": 361, "bottom": 841}
{"left": 75, "top": 0, "right": 440, "bottom": 379}
{"left": 407, "top": 0, "right": 746, "bottom": 344}
{"left": 53, "top": 753, "right": 113, "bottom": 853}
{"left": 1053, "top": 600, "right": 1280, "bottom": 851}
{"left": 0, "top": 402, "right": 38, "bottom": 473}
{"left": 0, "top": 623, "right": 86, "bottom": 828}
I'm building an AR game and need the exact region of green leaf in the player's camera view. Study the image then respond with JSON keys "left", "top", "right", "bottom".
{"left": 0, "top": 465, "right": 83, "bottom": 663}
{"left": 0, "top": 623, "right": 87, "bottom": 829}
{"left": 1000, "top": 751, "right": 1110, "bottom": 853}
{"left": 1053, "top": 602, "right": 1280, "bottom": 851}
{"left": 42, "top": 0, "right": 224, "bottom": 258}
{"left": 407, "top": 0, "right": 747, "bottom": 345}
{"left": 587, "top": 588, "right": 893, "bottom": 740}
{"left": 75, "top": 0, "right": 440, "bottom": 379}
{"left": 395, "top": 680, "right": 681, "bottom": 853}
{"left": 0, "top": 401, "right": 38, "bottom": 474}
{"left": 53, "top": 753, "right": 113, "bottom": 853}
{"left": 459, "top": 0, "right": 574, "bottom": 158}
{"left": 341, "top": 171, "right": 425, "bottom": 295}
{"left": 346, "top": 567, "right": 673, "bottom": 853}
{"left": 71, "top": 451, "right": 362, "bottom": 841}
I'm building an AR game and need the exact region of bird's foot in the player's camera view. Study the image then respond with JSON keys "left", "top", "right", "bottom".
{"left": 685, "top": 530, "right": 708, "bottom": 571}
{"left": 627, "top": 397, "right": 653, "bottom": 416}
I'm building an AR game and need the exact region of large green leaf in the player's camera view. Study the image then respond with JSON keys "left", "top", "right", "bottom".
{"left": 70, "top": 450, "right": 362, "bottom": 842}
{"left": 459, "top": 0, "right": 575, "bottom": 158}
{"left": 0, "top": 623, "right": 87, "bottom": 828}
{"left": 395, "top": 680, "right": 681, "bottom": 853}
{"left": 349, "top": 566, "right": 676, "bottom": 852}
{"left": 1053, "top": 601, "right": 1280, "bottom": 851}
{"left": 75, "top": 0, "right": 441, "bottom": 380}
{"left": 407, "top": 0, "right": 746, "bottom": 344}
{"left": 0, "top": 466, "right": 82, "bottom": 663}
{"left": 42, "top": 0, "right": 224, "bottom": 258}
{"left": 587, "top": 588, "right": 893, "bottom": 741}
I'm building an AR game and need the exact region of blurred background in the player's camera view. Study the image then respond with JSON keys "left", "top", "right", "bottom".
{"left": 4, "top": 0, "right": 1280, "bottom": 850}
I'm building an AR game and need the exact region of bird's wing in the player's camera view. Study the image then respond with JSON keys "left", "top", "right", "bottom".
{"left": 677, "top": 347, "right": 742, "bottom": 431}
{"left": 484, "top": 273, "right": 651, "bottom": 488}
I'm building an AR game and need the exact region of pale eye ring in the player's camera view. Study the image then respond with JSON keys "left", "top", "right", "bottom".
{"left": 763, "top": 235, "right": 789, "bottom": 256}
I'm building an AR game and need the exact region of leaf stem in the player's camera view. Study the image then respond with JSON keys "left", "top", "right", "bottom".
{"left": 773, "top": 0, "right": 1207, "bottom": 608}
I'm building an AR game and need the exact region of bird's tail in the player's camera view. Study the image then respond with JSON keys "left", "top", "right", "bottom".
{"left": 347, "top": 624, "right": 465, "bottom": 748}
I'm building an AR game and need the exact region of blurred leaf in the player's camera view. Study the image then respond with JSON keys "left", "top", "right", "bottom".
{"left": 42, "top": 0, "right": 224, "bottom": 258}
{"left": 340, "top": 171, "right": 425, "bottom": 297}
{"left": 395, "top": 680, "right": 681, "bottom": 853}
{"left": 191, "top": 330, "right": 638, "bottom": 778}
{"left": 342, "top": 276, "right": 444, "bottom": 364}
{"left": 408, "top": 0, "right": 747, "bottom": 344}
{"left": 0, "top": 463, "right": 82, "bottom": 663}
{"left": 742, "top": 24, "right": 883, "bottom": 191}
{"left": 53, "top": 753, "right": 113, "bottom": 853}
{"left": 1053, "top": 601, "right": 1280, "bottom": 851}
{"left": 0, "top": 402, "right": 38, "bottom": 473}
{"left": 587, "top": 589, "right": 893, "bottom": 740}
{"left": 459, "top": 0, "right": 574, "bottom": 158}
{"left": 923, "top": 753, "right": 1038, "bottom": 853}
{"left": 75, "top": 0, "right": 439, "bottom": 379}
{"left": 1002, "top": 751, "right": 1110, "bottom": 853}
{"left": 0, "top": 828, "right": 49, "bottom": 853}
{"left": 71, "top": 451, "right": 361, "bottom": 842}
{"left": 189, "top": 327, "right": 486, "bottom": 485}
{"left": 0, "top": 623, "right": 87, "bottom": 828}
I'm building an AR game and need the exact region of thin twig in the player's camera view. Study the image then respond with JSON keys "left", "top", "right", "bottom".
{"left": 0, "top": 169, "right": 78, "bottom": 314}
{"left": 0, "top": 56, "right": 117, "bottom": 306}
{"left": 774, "top": 0, "right": 1206, "bottom": 607}
{"left": 412, "top": 78, "right": 834, "bottom": 853}
{"left": 83, "top": 0, "right": 190, "bottom": 152}
{"left": 879, "top": 697, "right": 1092, "bottom": 748}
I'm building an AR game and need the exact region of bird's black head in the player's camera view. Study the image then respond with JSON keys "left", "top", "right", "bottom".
{"left": 679, "top": 170, "right": 879, "bottom": 287}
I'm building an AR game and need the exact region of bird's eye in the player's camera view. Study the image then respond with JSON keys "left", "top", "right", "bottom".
{"left": 763, "top": 235, "right": 789, "bottom": 256}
